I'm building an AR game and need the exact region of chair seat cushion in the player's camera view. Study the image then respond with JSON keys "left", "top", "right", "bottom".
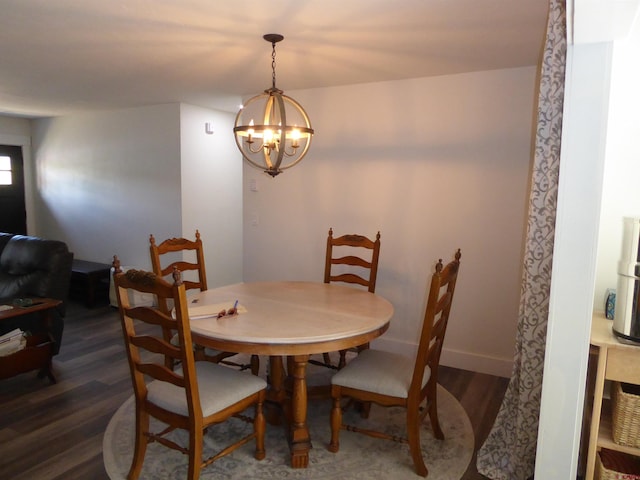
{"left": 331, "top": 349, "right": 430, "bottom": 398}
{"left": 147, "top": 362, "right": 266, "bottom": 417}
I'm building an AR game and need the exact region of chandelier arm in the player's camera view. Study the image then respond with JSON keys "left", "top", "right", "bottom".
{"left": 248, "top": 142, "right": 265, "bottom": 154}
{"left": 283, "top": 145, "right": 298, "bottom": 157}
{"left": 234, "top": 136, "right": 266, "bottom": 172}
{"left": 279, "top": 141, "right": 311, "bottom": 171}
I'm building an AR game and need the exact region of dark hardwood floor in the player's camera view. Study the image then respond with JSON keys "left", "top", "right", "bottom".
{"left": 0, "top": 300, "right": 509, "bottom": 480}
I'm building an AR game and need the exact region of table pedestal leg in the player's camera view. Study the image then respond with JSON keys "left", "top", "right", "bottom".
{"left": 266, "top": 356, "right": 287, "bottom": 425}
{"left": 289, "top": 354, "right": 310, "bottom": 468}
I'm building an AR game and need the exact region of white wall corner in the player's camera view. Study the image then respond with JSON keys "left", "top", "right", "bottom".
{"left": 571, "top": 0, "right": 640, "bottom": 44}
{"left": 535, "top": 41, "right": 612, "bottom": 479}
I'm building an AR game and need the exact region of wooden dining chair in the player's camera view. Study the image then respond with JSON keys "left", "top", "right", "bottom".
{"left": 328, "top": 249, "right": 462, "bottom": 477}
{"left": 149, "top": 231, "right": 259, "bottom": 375}
{"left": 149, "top": 230, "right": 208, "bottom": 292}
{"left": 113, "top": 266, "right": 267, "bottom": 480}
{"left": 312, "top": 227, "right": 381, "bottom": 370}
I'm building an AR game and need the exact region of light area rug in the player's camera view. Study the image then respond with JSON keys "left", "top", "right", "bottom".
{"left": 103, "top": 384, "right": 473, "bottom": 479}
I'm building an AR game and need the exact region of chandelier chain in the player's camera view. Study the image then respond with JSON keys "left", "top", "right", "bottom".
{"left": 271, "top": 41, "right": 277, "bottom": 90}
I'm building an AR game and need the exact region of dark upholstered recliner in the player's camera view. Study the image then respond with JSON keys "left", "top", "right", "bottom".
{"left": 0, "top": 233, "right": 73, "bottom": 354}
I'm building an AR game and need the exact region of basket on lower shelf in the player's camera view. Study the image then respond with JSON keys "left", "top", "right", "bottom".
{"left": 612, "top": 381, "right": 640, "bottom": 448}
{"left": 597, "top": 449, "right": 640, "bottom": 480}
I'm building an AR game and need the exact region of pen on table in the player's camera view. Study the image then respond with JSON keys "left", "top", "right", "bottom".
{"left": 233, "top": 300, "right": 238, "bottom": 310}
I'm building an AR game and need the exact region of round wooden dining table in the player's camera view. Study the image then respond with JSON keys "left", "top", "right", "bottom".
{"left": 187, "top": 281, "right": 394, "bottom": 469}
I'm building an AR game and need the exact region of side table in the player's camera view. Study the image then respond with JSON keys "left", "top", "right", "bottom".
{"left": 585, "top": 312, "right": 640, "bottom": 479}
{"left": 0, "top": 298, "right": 62, "bottom": 383}
{"left": 70, "top": 259, "right": 111, "bottom": 307}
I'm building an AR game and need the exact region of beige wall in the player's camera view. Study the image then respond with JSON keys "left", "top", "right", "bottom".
{"left": 0, "top": 66, "right": 537, "bottom": 376}
{"left": 242, "top": 66, "right": 538, "bottom": 376}
{"left": 27, "top": 103, "right": 243, "bottom": 285}
{"left": 0, "top": 116, "right": 30, "bottom": 137}
{"left": 179, "top": 103, "right": 243, "bottom": 287}
{"left": 30, "top": 104, "right": 182, "bottom": 266}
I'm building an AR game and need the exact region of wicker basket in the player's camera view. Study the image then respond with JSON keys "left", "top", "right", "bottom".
{"left": 612, "top": 381, "right": 640, "bottom": 448}
{"left": 596, "top": 449, "right": 640, "bottom": 480}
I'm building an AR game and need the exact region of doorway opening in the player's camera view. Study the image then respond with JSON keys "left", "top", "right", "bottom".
{"left": 0, "top": 145, "right": 27, "bottom": 234}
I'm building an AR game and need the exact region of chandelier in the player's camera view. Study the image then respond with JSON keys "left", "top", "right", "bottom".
{"left": 234, "top": 34, "right": 314, "bottom": 177}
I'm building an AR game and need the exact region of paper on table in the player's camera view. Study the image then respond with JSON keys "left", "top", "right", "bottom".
{"left": 0, "top": 305, "right": 13, "bottom": 312}
{"left": 188, "top": 301, "right": 247, "bottom": 319}
{"left": 0, "top": 328, "right": 26, "bottom": 356}
{"left": 0, "top": 328, "right": 23, "bottom": 343}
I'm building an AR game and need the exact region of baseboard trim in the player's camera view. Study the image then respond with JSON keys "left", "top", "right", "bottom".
{"left": 439, "top": 347, "right": 513, "bottom": 378}
{"left": 371, "top": 337, "right": 513, "bottom": 378}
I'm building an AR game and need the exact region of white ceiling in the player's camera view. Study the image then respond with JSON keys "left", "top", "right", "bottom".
{"left": 0, "top": 0, "right": 549, "bottom": 118}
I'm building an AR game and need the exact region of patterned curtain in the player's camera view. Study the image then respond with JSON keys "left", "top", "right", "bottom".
{"left": 475, "top": 1, "right": 566, "bottom": 479}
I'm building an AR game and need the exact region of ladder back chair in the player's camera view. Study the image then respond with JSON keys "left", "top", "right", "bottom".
{"left": 149, "top": 230, "right": 208, "bottom": 292}
{"left": 149, "top": 231, "right": 259, "bottom": 375}
{"left": 113, "top": 266, "right": 267, "bottom": 480}
{"left": 313, "top": 227, "right": 381, "bottom": 370}
{"left": 328, "top": 249, "right": 462, "bottom": 477}
{"left": 324, "top": 227, "right": 381, "bottom": 293}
